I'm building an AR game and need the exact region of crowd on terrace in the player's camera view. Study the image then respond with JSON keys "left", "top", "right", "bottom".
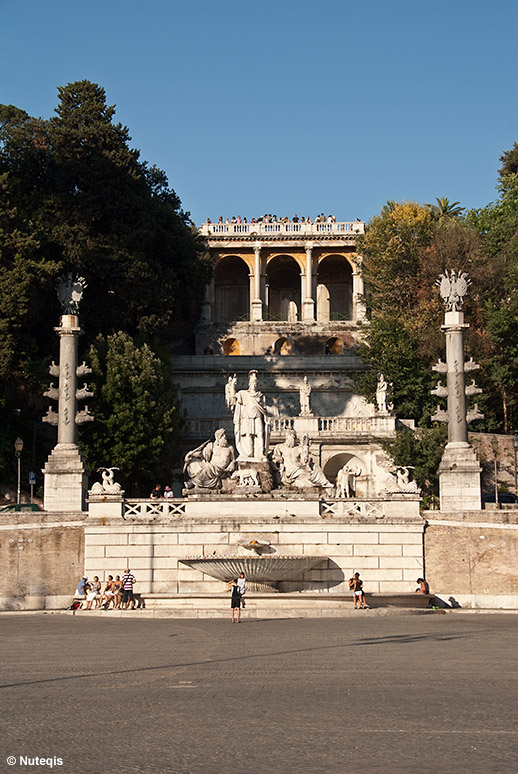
{"left": 204, "top": 213, "right": 358, "bottom": 225}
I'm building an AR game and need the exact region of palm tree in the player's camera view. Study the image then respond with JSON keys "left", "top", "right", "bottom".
{"left": 427, "top": 197, "right": 465, "bottom": 220}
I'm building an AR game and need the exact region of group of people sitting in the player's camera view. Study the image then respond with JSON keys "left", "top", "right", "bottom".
{"left": 72, "top": 569, "right": 137, "bottom": 610}
{"left": 206, "top": 213, "right": 337, "bottom": 225}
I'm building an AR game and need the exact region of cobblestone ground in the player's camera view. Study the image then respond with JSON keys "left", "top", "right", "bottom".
{"left": 0, "top": 613, "right": 517, "bottom": 774}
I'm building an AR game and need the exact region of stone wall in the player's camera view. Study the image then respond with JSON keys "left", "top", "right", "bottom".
{"left": 0, "top": 515, "right": 84, "bottom": 609}
{"left": 424, "top": 509, "right": 518, "bottom": 608}
{"left": 84, "top": 513, "right": 424, "bottom": 596}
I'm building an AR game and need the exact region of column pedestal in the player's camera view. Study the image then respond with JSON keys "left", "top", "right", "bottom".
{"left": 438, "top": 442, "right": 482, "bottom": 511}
{"left": 303, "top": 298, "right": 315, "bottom": 321}
{"left": 43, "top": 443, "right": 89, "bottom": 512}
{"left": 252, "top": 299, "right": 263, "bottom": 321}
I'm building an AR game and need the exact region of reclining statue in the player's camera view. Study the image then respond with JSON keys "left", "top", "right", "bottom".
{"left": 272, "top": 429, "right": 333, "bottom": 492}
{"left": 184, "top": 429, "right": 236, "bottom": 490}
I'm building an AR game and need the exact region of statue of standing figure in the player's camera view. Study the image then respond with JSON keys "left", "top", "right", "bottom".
{"left": 299, "top": 375, "right": 312, "bottom": 416}
{"left": 227, "top": 370, "right": 270, "bottom": 461}
{"left": 336, "top": 464, "right": 361, "bottom": 498}
{"left": 376, "top": 373, "right": 389, "bottom": 413}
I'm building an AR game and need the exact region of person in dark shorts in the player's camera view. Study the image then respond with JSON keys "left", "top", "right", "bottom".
{"left": 349, "top": 572, "right": 368, "bottom": 609}
{"left": 121, "top": 568, "right": 136, "bottom": 609}
{"left": 230, "top": 578, "right": 241, "bottom": 623}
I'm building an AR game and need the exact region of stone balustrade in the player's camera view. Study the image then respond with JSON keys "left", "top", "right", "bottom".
{"left": 199, "top": 221, "right": 365, "bottom": 238}
{"left": 124, "top": 499, "right": 187, "bottom": 518}
{"left": 183, "top": 415, "right": 395, "bottom": 439}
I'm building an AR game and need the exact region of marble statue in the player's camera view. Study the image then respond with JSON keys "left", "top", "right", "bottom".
{"left": 224, "top": 374, "right": 237, "bottom": 409}
{"left": 184, "top": 428, "right": 236, "bottom": 489}
{"left": 437, "top": 269, "right": 470, "bottom": 312}
{"left": 90, "top": 467, "right": 123, "bottom": 495}
{"left": 395, "top": 466, "right": 419, "bottom": 493}
{"left": 227, "top": 370, "right": 270, "bottom": 461}
{"left": 376, "top": 373, "right": 388, "bottom": 413}
{"left": 56, "top": 274, "right": 88, "bottom": 315}
{"left": 299, "top": 376, "right": 312, "bottom": 416}
{"left": 336, "top": 464, "right": 361, "bottom": 498}
{"left": 272, "top": 429, "right": 333, "bottom": 492}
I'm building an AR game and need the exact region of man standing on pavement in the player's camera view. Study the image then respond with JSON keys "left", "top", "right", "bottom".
{"left": 121, "top": 568, "right": 136, "bottom": 609}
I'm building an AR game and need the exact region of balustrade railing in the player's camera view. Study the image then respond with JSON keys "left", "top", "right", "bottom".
{"left": 318, "top": 416, "right": 395, "bottom": 434}
{"left": 200, "top": 222, "right": 364, "bottom": 238}
{"left": 183, "top": 415, "right": 394, "bottom": 438}
{"left": 124, "top": 500, "right": 186, "bottom": 518}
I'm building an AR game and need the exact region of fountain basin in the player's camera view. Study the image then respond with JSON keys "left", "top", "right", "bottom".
{"left": 180, "top": 555, "right": 325, "bottom": 585}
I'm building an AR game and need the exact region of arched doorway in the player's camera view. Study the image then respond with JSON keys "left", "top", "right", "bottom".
{"left": 266, "top": 255, "right": 301, "bottom": 321}
{"left": 317, "top": 255, "right": 353, "bottom": 321}
{"left": 214, "top": 256, "right": 249, "bottom": 322}
{"left": 222, "top": 338, "right": 241, "bottom": 356}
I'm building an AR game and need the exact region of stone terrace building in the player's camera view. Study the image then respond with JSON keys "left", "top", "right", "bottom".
{"left": 171, "top": 219, "right": 403, "bottom": 494}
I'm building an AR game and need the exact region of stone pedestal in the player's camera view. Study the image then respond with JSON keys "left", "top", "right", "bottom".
{"left": 43, "top": 443, "right": 89, "bottom": 512}
{"left": 252, "top": 299, "right": 263, "bottom": 321}
{"left": 438, "top": 442, "right": 482, "bottom": 511}
{"left": 303, "top": 298, "right": 315, "bottom": 321}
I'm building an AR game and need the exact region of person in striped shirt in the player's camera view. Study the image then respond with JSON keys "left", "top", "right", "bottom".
{"left": 121, "top": 568, "right": 136, "bottom": 609}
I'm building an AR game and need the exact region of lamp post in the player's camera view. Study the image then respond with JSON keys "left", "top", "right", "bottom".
{"left": 490, "top": 435, "right": 499, "bottom": 508}
{"left": 14, "top": 437, "right": 24, "bottom": 505}
{"left": 513, "top": 433, "right": 518, "bottom": 499}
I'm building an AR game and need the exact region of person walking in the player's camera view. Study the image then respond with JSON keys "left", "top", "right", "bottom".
{"left": 230, "top": 579, "right": 241, "bottom": 623}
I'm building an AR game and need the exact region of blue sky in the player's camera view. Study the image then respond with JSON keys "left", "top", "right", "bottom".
{"left": 2, "top": 0, "right": 517, "bottom": 225}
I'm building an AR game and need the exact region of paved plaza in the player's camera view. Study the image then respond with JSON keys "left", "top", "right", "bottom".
{"left": 0, "top": 613, "right": 517, "bottom": 774}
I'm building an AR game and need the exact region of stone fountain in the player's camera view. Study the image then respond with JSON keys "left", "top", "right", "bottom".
{"left": 180, "top": 539, "right": 324, "bottom": 591}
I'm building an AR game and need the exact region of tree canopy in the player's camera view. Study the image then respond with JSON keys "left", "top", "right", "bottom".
{"left": 0, "top": 81, "right": 211, "bottom": 491}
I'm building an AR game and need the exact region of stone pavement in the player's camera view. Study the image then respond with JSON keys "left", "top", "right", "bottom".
{"left": 0, "top": 614, "right": 516, "bottom": 774}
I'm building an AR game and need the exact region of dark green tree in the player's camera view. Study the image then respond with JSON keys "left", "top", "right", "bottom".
{"left": 79, "top": 332, "right": 180, "bottom": 490}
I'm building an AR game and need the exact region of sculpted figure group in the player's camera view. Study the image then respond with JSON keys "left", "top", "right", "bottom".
{"left": 183, "top": 369, "right": 416, "bottom": 497}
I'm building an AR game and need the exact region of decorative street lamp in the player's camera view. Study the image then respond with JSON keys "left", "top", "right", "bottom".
{"left": 513, "top": 433, "right": 518, "bottom": 499}
{"left": 490, "top": 435, "right": 499, "bottom": 507}
{"left": 14, "top": 437, "right": 24, "bottom": 505}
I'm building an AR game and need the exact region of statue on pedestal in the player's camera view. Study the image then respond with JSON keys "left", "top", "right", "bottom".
{"left": 272, "top": 429, "right": 333, "bottom": 492}
{"left": 90, "top": 467, "right": 123, "bottom": 495}
{"left": 184, "top": 429, "right": 236, "bottom": 490}
{"left": 376, "top": 373, "right": 389, "bottom": 413}
{"left": 336, "top": 464, "right": 361, "bottom": 498}
{"left": 226, "top": 370, "right": 270, "bottom": 461}
{"left": 299, "top": 376, "right": 312, "bottom": 416}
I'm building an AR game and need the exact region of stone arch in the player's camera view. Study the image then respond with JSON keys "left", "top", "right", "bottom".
{"left": 214, "top": 255, "right": 250, "bottom": 322}
{"left": 222, "top": 338, "right": 241, "bottom": 356}
{"left": 273, "top": 337, "right": 293, "bottom": 355}
{"left": 323, "top": 453, "right": 365, "bottom": 484}
{"left": 316, "top": 254, "right": 353, "bottom": 321}
{"left": 325, "top": 337, "right": 344, "bottom": 355}
{"left": 266, "top": 255, "right": 301, "bottom": 321}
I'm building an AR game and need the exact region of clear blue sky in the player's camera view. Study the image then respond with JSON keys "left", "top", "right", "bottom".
{"left": 2, "top": 0, "right": 517, "bottom": 225}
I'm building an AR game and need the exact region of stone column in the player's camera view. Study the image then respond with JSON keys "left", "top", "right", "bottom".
{"left": 433, "top": 273, "right": 482, "bottom": 512}
{"left": 251, "top": 242, "right": 263, "bottom": 321}
{"left": 200, "top": 280, "right": 213, "bottom": 323}
{"left": 56, "top": 317, "right": 80, "bottom": 444}
{"left": 43, "top": 313, "right": 91, "bottom": 513}
{"left": 352, "top": 265, "right": 367, "bottom": 322}
{"left": 303, "top": 242, "right": 315, "bottom": 321}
